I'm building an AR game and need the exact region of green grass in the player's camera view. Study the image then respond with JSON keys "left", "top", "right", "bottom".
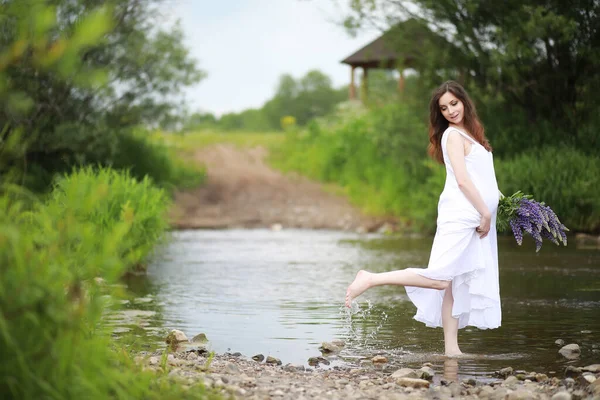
{"left": 267, "top": 104, "right": 600, "bottom": 234}
{"left": 151, "top": 129, "right": 286, "bottom": 154}
{"left": 47, "top": 167, "right": 171, "bottom": 271}
{"left": 113, "top": 129, "right": 206, "bottom": 192}
{"left": 0, "top": 169, "right": 220, "bottom": 399}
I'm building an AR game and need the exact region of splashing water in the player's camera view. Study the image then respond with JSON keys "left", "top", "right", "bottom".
{"left": 341, "top": 300, "right": 389, "bottom": 349}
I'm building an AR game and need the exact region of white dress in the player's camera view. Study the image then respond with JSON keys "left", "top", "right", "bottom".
{"left": 405, "top": 127, "right": 501, "bottom": 330}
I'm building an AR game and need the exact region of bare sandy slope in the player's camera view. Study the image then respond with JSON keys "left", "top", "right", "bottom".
{"left": 170, "top": 144, "right": 394, "bottom": 231}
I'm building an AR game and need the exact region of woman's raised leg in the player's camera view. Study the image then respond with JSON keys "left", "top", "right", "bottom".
{"left": 442, "top": 283, "right": 462, "bottom": 356}
{"left": 344, "top": 269, "right": 450, "bottom": 307}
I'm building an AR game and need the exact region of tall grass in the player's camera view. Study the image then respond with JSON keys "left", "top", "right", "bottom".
{"left": 270, "top": 103, "right": 444, "bottom": 231}
{"left": 271, "top": 103, "right": 600, "bottom": 233}
{"left": 496, "top": 146, "right": 600, "bottom": 232}
{"left": 46, "top": 167, "right": 171, "bottom": 271}
{"left": 0, "top": 169, "right": 217, "bottom": 399}
{"left": 112, "top": 129, "right": 206, "bottom": 191}
{"left": 153, "top": 130, "right": 285, "bottom": 154}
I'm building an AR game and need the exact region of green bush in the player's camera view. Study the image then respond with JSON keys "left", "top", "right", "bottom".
{"left": 46, "top": 167, "right": 171, "bottom": 270}
{"left": 272, "top": 104, "right": 600, "bottom": 233}
{"left": 271, "top": 102, "right": 443, "bottom": 231}
{"left": 0, "top": 171, "right": 215, "bottom": 399}
{"left": 496, "top": 146, "right": 600, "bottom": 232}
{"left": 112, "top": 129, "right": 205, "bottom": 191}
{"left": 2, "top": 127, "right": 205, "bottom": 194}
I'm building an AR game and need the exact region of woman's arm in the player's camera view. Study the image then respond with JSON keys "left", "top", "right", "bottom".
{"left": 446, "top": 132, "right": 491, "bottom": 237}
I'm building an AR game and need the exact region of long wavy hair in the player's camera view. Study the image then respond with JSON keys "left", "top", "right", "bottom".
{"left": 427, "top": 80, "right": 492, "bottom": 164}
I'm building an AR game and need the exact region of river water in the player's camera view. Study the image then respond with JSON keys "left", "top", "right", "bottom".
{"left": 119, "top": 229, "right": 600, "bottom": 381}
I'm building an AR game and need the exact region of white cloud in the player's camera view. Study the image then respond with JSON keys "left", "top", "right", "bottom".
{"left": 168, "top": 0, "right": 380, "bottom": 116}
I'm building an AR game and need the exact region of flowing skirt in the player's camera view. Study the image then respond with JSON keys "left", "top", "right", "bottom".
{"left": 405, "top": 206, "right": 501, "bottom": 330}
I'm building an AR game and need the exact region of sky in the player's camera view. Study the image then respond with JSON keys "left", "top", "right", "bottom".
{"left": 166, "top": 0, "right": 381, "bottom": 116}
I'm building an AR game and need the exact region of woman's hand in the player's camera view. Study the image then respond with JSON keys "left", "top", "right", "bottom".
{"left": 476, "top": 213, "right": 491, "bottom": 239}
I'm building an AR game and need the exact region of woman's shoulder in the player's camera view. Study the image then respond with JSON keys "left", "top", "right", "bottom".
{"left": 444, "top": 126, "right": 476, "bottom": 143}
{"left": 441, "top": 126, "right": 462, "bottom": 142}
{"left": 444, "top": 125, "right": 464, "bottom": 135}
{"left": 442, "top": 126, "right": 462, "bottom": 139}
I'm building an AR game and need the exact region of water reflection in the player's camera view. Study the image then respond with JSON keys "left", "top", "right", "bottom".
{"left": 444, "top": 358, "right": 459, "bottom": 382}
{"left": 113, "top": 229, "right": 600, "bottom": 379}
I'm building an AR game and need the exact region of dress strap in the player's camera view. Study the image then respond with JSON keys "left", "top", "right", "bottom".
{"left": 446, "top": 127, "right": 477, "bottom": 144}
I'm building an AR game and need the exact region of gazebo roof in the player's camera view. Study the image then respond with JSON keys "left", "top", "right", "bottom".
{"left": 341, "top": 19, "right": 436, "bottom": 69}
{"left": 341, "top": 34, "right": 403, "bottom": 69}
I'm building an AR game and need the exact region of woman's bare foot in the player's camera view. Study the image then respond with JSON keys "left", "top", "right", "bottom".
{"left": 445, "top": 349, "right": 463, "bottom": 357}
{"left": 345, "top": 270, "right": 373, "bottom": 307}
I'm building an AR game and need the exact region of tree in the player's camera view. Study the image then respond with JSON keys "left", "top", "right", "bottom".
{"left": 263, "top": 70, "right": 346, "bottom": 127}
{"left": 341, "top": 0, "right": 600, "bottom": 154}
{"left": 183, "top": 111, "right": 217, "bottom": 131}
{"left": 263, "top": 74, "right": 299, "bottom": 128}
{"left": 0, "top": 0, "right": 205, "bottom": 185}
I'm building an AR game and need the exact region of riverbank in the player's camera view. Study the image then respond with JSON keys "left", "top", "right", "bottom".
{"left": 135, "top": 335, "right": 600, "bottom": 400}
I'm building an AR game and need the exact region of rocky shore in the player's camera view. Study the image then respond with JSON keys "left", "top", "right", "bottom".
{"left": 133, "top": 330, "right": 600, "bottom": 400}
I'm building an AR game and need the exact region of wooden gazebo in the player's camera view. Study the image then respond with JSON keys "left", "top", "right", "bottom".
{"left": 341, "top": 19, "right": 433, "bottom": 101}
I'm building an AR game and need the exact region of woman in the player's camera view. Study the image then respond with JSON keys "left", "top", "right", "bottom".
{"left": 344, "top": 80, "right": 501, "bottom": 356}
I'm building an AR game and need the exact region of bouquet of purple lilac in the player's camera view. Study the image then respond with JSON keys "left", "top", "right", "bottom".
{"left": 497, "top": 191, "right": 569, "bottom": 252}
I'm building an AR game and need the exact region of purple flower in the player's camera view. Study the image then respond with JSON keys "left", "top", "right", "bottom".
{"left": 510, "top": 219, "right": 523, "bottom": 245}
{"left": 499, "top": 192, "right": 569, "bottom": 252}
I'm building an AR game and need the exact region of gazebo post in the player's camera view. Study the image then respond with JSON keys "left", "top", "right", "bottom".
{"left": 361, "top": 67, "right": 369, "bottom": 102}
{"left": 398, "top": 68, "right": 405, "bottom": 94}
{"left": 349, "top": 66, "right": 356, "bottom": 100}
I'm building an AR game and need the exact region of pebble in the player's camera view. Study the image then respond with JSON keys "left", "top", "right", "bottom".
{"left": 535, "top": 373, "right": 549, "bottom": 382}
{"left": 508, "top": 388, "right": 534, "bottom": 400}
{"left": 391, "top": 368, "right": 418, "bottom": 379}
{"left": 558, "top": 344, "right": 581, "bottom": 358}
{"left": 503, "top": 375, "right": 519, "bottom": 386}
{"left": 191, "top": 333, "right": 208, "bottom": 343}
{"left": 565, "top": 366, "right": 582, "bottom": 377}
{"left": 319, "top": 342, "right": 342, "bottom": 353}
{"left": 371, "top": 355, "right": 388, "bottom": 364}
{"left": 225, "top": 362, "right": 241, "bottom": 375}
{"left": 266, "top": 356, "right": 282, "bottom": 365}
{"left": 478, "top": 385, "right": 494, "bottom": 398}
{"left": 283, "top": 363, "right": 305, "bottom": 373}
{"left": 583, "top": 364, "right": 600, "bottom": 373}
{"left": 165, "top": 329, "right": 188, "bottom": 344}
{"left": 395, "top": 377, "right": 430, "bottom": 389}
{"left": 418, "top": 366, "right": 435, "bottom": 380}
{"left": 583, "top": 374, "right": 596, "bottom": 384}
{"left": 551, "top": 392, "right": 572, "bottom": 400}
{"left": 308, "top": 356, "right": 330, "bottom": 366}
{"left": 132, "top": 344, "right": 600, "bottom": 400}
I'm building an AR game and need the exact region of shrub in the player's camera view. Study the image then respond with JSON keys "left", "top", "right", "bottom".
{"left": 496, "top": 146, "right": 600, "bottom": 232}
{"left": 46, "top": 167, "right": 171, "bottom": 270}
{"left": 0, "top": 190, "right": 216, "bottom": 399}
{"left": 0, "top": 170, "right": 216, "bottom": 399}
{"left": 111, "top": 129, "right": 205, "bottom": 191}
{"left": 272, "top": 103, "right": 600, "bottom": 233}
{"left": 271, "top": 102, "right": 443, "bottom": 232}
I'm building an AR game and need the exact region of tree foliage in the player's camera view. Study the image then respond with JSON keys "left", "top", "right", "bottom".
{"left": 264, "top": 70, "right": 347, "bottom": 127}
{"left": 342, "top": 0, "right": 600, "bottom": 155}
{"left": 184, "top": 70, "right": 347, "bottom": 132}
{"left": 0, "top": 0, "right": 205, "bottom": 188}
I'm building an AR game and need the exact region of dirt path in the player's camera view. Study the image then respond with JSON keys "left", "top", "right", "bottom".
{"left": 170, "top": 144, "right": 394, "bottom": 231}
